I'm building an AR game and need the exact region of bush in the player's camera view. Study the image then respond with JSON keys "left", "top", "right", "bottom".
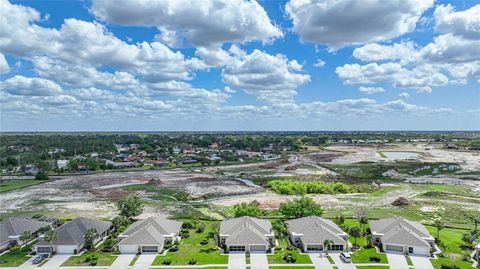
{"left": 275, "top": 246, "right": 282, "bottom": 251}
{"left": 282, "top": 253, "right": 296, "bottom": 263}
{"left": 369, "top": 256, "right": 381, "bottom": 263}
{"left": 286, "top": 245, "right": 295, "bottom": 251}
{"left": 182, "top": 222, "right": 194, "bottom": 229}
{"left": 21, "top": 245, "right": 32, "bottom": 252}
{"left": 85, "top": 253, "right": 99, "bottom": 266}
{"left": 10, "top": 246, "right": 21, "bottom": 252}
{"left": 188, "top": 259, "right": 197, "bottom": 265}
{"left": 164, "top": 243, "right": 173, "bottom": 249}
{"left": 35, "top": 171, "right": 49, "bottom": 180}
{"left": 162, "top": 259, "right": 172, "bottom": 265}
{"left": 169, "top": 245, "right": 178, "bottom": 252}
{"left": 102, "top": 239, "right": 116, "bottom": 252}
{"left": 200, "top": 239, "right": 209, "bottom": 245}
{"left": 267, "top": 180, "right": 350, "bottom": 195}
{"left": 180, "top": 229, "right": 190, "bottom": 238}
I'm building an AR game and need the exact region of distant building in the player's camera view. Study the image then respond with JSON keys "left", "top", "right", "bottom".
{"left": 57, "top": 160, "right": 68, "bottom": 169}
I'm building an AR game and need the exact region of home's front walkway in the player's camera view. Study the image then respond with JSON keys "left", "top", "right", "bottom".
{"left": 132, "top": 254, "right": 155, "bottom": 269}
{"left": 250, "top": 253, "right": 268, "bottom": 269}
{"left": 309, "top": 253, "right": 333, "bottom": 269}
{"left": 110, "top": 254, "right": 136, "bottom": 269}
{"left": 38, "top": 255, "right": 71, "bottom": 269}
{"left": 329, "top": 253, "right": 355, "bottom": 269}
{"left": 410, "top": 255, "right": 434, "bottom": 269}
{"left": 386, "top": 253, "right": 409, "bottom": 269}
{"left": 228, "top": 253, "right": 246, "bottom": 269}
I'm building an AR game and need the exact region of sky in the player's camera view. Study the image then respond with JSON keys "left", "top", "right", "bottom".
{"left": 0, "top": 0, "right": 479, "bottom": 131}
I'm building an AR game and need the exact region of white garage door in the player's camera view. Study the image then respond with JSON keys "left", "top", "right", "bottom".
{"left": 250, "top": 245, "right": 266, "bottom": 252}
{"left": 119, "top": 245, "right": 138, "bottom": 254}
{"left": 229, "top": 245, "right": 246, "bottom": 252}
{"left": 56, "top": 245, "right": 77, "bottom": 254}
{"left": 386, "top": 244, "right": 403, "bottom": 253}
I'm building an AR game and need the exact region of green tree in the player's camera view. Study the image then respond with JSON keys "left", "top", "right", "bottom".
{"left": 279, "top": 197, "right": 323, "bottom": 218}
{"left": 111, "top": 216, "right": 125, "bottom": 232}
{"left": 232, "top": 202, "right": 261, "bottom": 217}
{"left": 35, "top": 171, "right": 49, "bottom": 180}
{"left": 44, "top": 229, "right": 58, "bottom": 254}
{"left": 19, "top": 230, "right": 32, "bottom": 247}
{"left": 323, "top": 239, "right": 333, "bottom": 255}
{"left": 333, "top": 214, "right": 345, "bottom": 226}
{"left": 433, "top": 216, "right": 445, "bottom": 242}
{"left": 117, "top": 196, "right": 144, "bottom": 222}
{"left": 84, "top": 229, "right": 98, "bottom": 251}
{"left": 349, "top": 226, "right": 362, "bottom": 248}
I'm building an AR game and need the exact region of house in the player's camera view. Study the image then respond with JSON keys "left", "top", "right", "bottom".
{"left": 219, "top": 216, "right": 275, "bottom": 252}
{"left": 56, "top": 160, "right": 68, "bottom": 169}
{"left": 35, "top": 218, "right": 111, "bottom": 254}
{"left": 370, "top": 217, "right": 435, "bottom": 256}
{"left": 0, "top": 217, "right": 51, "bottom": 252}
{"left": 106, "top": 160, "right": 136, "bottom": 169}
{"left": 117, "top": 216, "right": 182, "bottom": 254}
{"left": 144, "top": 160, "right": 167, "bottom": 168}
{"left": 286, "top": 216, "right": 348, "bottom": 252}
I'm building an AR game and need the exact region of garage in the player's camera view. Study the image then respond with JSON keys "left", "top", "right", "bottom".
{"left": 306, "top": 245, "right": 323, "bottom": 252}
{"left": 329, "top": 245, "right": 344, "bottom": 251}
{"left": 250, "top": 245, "right": 266, "bottom": 252}
{"left": 36, "top": 246, "right": 53, "bottom": 254}
{"left": 56, "top": 245, "right": 77, "bottom": 254}
{"left": 385, "top": 244, "right": 404, "bottom": 253}
{"left": 141, "top": 246, "right": 159, "bottom": 253}
{"left": 119, "top": 245, "right": 138, "bottom": 254}
{"left": 229, "top": 245, "right": 246, "bottom": 252}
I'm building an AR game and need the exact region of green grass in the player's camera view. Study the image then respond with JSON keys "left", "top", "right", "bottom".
{"left": 152, "top": 221, "right": 228, "bottom": 265}
{"left": 0, "top": 180, "right": 47, "bottom": 193}
{"left": 129, "top": 254, "right": 139, "bottom": 266}
{"left": 425, "top": 225, "right": 473, "bottom": 269}
{"left": 350, "top": 247, "right": 388, "bottom": 264}
{"left": 61, "top": 252, "right": 117, "bottom": 266}
{"left": 268, "top": 238, "right": 312, "bottom": 264}
{"left": 269, "top": 267, "right": 315, "bottom": 269}
{"left": 0, "top": 251, "right": 30, "bottom": 267}
{"left": 355, "top": 266, "right": 390, "bottom": 269}
{"left": 327, "top": 255, "right": 334, "bottom": 264}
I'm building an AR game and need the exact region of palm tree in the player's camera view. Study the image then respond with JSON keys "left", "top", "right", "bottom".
{"left": 359, "top": 216, "right": 369, "bottom": 235}
{"left": 84, "top": 229, "right": 98, "bottom": 251}
{"left": 433, "top": 217, "right": 445, "bottom": 242}
{"left": 323, "top": 239, "right": 333, "bottom": 255}
{"left": 19, "top": 230, "right": 32, "bottom": 247}
{"left": 349, "top": 226, "right": 362, "bottom": 249}
{"left": 44, "top": 229, "right": 58, "bottom": 254}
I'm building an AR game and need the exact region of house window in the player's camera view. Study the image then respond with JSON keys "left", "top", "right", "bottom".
{"left": 229, "top": 246, "right": 246, "bottom": 252}
{"left": 328, "top": 245, "right": 344, "bottom": 251}
{"left": 408, "top": 247, "right": 414, "bottom": 253}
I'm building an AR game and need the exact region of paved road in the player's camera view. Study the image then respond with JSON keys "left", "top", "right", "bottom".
{"left": 39, "top": 255, "right": 71, "bottom": 269}
{"left": 132, "top": 254, "right": 156, "bottom": 269}
{"left": 309, "top": 253, "right": 333, "bottom": 269}
{"left": 330, "top": 253, "right": 356, "bottom": 269}
{"left": 228, "top": 253, "right": 246, "bottom": 269}
{"left": 110, "top": 254, "right": 136, "bottom": 269}
{"left": 386, "top": 253, "right": 409, "bottom": 269}
{"left": 410, "top": 256, "right": 434, "bottom": 269}
{"left": 250, "top": 253, "right": 268, "bottom": 269}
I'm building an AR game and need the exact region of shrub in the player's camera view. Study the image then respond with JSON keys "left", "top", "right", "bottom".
{"left": 35, "top": 171, "right": 49, "bottom": 181}
{"left": 282, "top": 253, "right": 296, "bottom": 263}
{"left": 10, "top": 246, "right": 21, "bottom": 252}
{"left": 162, "top": 259, "right": 172, "bottom": 265}
{"left": 169, "top": 245, "right": 178, "bottom": 252}
{"left": 286, "top": 245, "right": 295, "bottom": 251}
{"left": 164, "top": 243, "right": 173, "bottom": 249}
{"left": 267, "top": 180, "right": 350, "bottom": 195}
{"left": 369, "top": 256, "right": 381, "bottom": 263}
{"left": 182, "top": 222, "right": 194, "bottom": 229}
{"left": 188, "top": 259, "right": 197, "bottom": 265}
{"left": 200, "top": 239, "right": 209, "bottom": 245}
{"left": 102, "top": 239, "right": 116, "bottom": 252}
{"left": 180, "top": 229, "right": 190, "bottom": 238}
{"left": 275, "top": 246, "right": 282, "bottom": 251}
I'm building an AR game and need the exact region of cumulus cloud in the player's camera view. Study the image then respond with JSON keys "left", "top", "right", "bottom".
{"left": 1, "top": 76, "right": 63, "bottom": 96}
{"left": 399, "top": 92, "right": 410, "bottom": 98}
{"left": 91, "top": 0, "right": 282, "bottom": 47}
{"left": 285, "top": 0, "right": 433, "bottom": 49}
{"left": 313, "top": 59, "right": 326, "bottom": 68}
{"left": 353, "top": 41, "right": 419, "bottom": 63}
{"left": 0, "top": 53, "right": 10, "bottom": 74}
{"left": 434, "top": 4, "right": 480, "bottom": 40}
{"left": 359, "top": 86, "right": 385, "bottom": 94}
{"left": 222, "top": 49, "right": 310, "bottom": 103}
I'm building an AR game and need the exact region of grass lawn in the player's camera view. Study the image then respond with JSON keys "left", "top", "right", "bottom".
{"left": 351, "top": 247, "right": 388, "bottom": 264}
{"left": 267, "top": 238, "right": 311, "bottom": 264}
{"left": 425, "top": 225, "right": 473, "bottom": 269}
{"left": 0, "top": 180, "right": 47, "bottom": 193}
{"left": 152, "top": 221, "right": 228, "bottom": 265}
{"left": 61, "top": 252, "right": 117, "bottom": 266}
{"left": 0, "top": 251, "right": 30, "bottom": 267}
{"left": 269, "top": 267, "right": 315, "bottom": 269}
{"left": 355, "top": 266, "right": 390, "bottom": 269}
{"left": 129, "top": 254, "right": 139, "bottom": 266}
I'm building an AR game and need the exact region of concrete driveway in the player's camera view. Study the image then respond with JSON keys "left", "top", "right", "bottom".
{"left": 39, "top": 255, "right": 71, "bottom": 269}
{"left": 410, "top": 256, "right": 434, "bottom": 269}
{"left": 132, "top": 254, "right": 156, "bottom": 269}
{"left": 386, "top": 253, "right": 409, "bottom": 269}
{"left": 18, "top": 256, "right": 37, "bottom": 269}
{"left": 309, "top": 253, "right": 333, "bottom": 269}
{"left": 250, "top": 253, "right": 268, "bottom": 269}
{"left": 110, "top": 254, "right": 136, "bottom": 269}
{"left": 330, "top": 253, "right": 355, "bottom": 269}
{"left": 228, "top": 253, "right": 246, "bottom": 269}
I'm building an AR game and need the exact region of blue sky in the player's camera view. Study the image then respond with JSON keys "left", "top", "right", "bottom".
{"left": 0, "top": 0, "right": 479, "bottom": 131}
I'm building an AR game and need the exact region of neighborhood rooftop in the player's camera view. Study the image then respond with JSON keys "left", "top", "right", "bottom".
{"left": 36, "top": 218, "right": 111, "bottom": 246}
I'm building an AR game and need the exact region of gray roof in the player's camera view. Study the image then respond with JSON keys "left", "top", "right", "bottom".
{"left": 286, "top": 216, "right": 347, "bottom": 245}
{"left": 0, "top": 217, "right": 51, "bottom": 244}
{"left": 220, "top": 216, "right": 272, "bottom": 245}
{"left": 118, "top": 224, "right": 164, "bottom": 246}
{"left": 36, "top": 218, "right": 111, "bottom": 246}
{"left": 122, "top": 216, "right": 182, "bottom": 237}
{"left": 370, "top": 218, "right": 432, "bottom": 248}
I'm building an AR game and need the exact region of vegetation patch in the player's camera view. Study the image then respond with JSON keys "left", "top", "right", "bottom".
{"left": 267, "top": 180, "right": 350, "bottom": 195}
{"left": 0, "top": 179, "right": 47, "bottom": 193}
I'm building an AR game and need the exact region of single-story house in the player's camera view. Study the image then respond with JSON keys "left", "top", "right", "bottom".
{"left": 0, "top": 217, "right": 51, "bottom": 252}
{"left": 117, "top": 216, "right": 182, "bottom": 254}
{"left": 219, "top": 216, "right": 275, "bottom": 252}
{"left": 35, "top": 218, "right": 111, "bottom": 254}
{"left": 370, "top": 217, "right": 435, "bottom": 256}
{"left": 286, "top": 216, "right": 348, "bottom": 252}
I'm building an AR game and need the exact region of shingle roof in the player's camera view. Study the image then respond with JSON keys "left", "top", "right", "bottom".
{"left": 0, "top": 217, "right": 51, "bottom": 245}
{"left": 370, "top": 217, "right": 432, "bottom": 248}
{"left": 118, "top": 224, "right": 164, "bottom": 246}
{"left": 122, "top": 216, "right": 182, "bottom": 237}
{"left": 381, "top": 224, "right": 431, "bottom": 248}
{"left": 370, "top": 217, "right": 432, "bottom": 238}
{"left": 286, "top": 216, "right": 347, "bottom": 245}
{"left": 220, "top": 216, "right": 272, "bottom": 245}
{"left": 36, "top": 218, "right": 111, "bottom": 246}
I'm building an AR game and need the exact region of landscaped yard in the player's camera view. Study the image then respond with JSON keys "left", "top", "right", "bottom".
{"left": 267, "top": 238, "right": 311, "bottom": 264}
{"left": 351, "top": 247, "right": 388, "bottom": 264}
{"left": 426, "top": 225, "right": 473, "bottom": 269}
{"left": 0, "top": 250, "right": 30, "bottom": 267}
{"left": 152, "top": 221, "right": 228, "bottom": 265}
{"left": 61, "top": 252, "right": 117, "bottom": 266}
{"left": 0, "top": 179, "right": 47, "bottom": 193}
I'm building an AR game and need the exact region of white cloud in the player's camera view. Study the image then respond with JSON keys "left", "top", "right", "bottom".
{"left": 359, "top": 86, "right": 385, "bottom": 94}
{"left": 285, "top": 0, "right": 433, "bottom": 49}
{"left": 0, "top": 53, "right": 10, "bottom": 74}
{"left": 1, "top": 76, "right": 63, "bottom": 96}
{"left": 434, "top": 4, "right": 480, "bottom": 40}
{"left": 353, "top": 41, "right": 419, "bottom": 64}
{"left": 91, "top": 0, "right": 282, "bottom": 47}
{"left": 399, "top": 92, "right": 410, "bottom": 98}
{"left": 313, "top": 59, "right": 326, "bottom": 68}
{"left": 222, "top": 49, "right": 310, "bottom": 103}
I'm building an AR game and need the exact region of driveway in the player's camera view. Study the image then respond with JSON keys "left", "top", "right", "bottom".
{"left": 132, "top": 254, "right": 156, "bottom": 269}
{"left": 228, "top": 253, "right": 246, "bottom": 269}
{"left": 110, "top": 254, "right": 136, "bottom": 269}
{"left": 39, "top": 255, "right": 71, "bottom": 269}
{"left": 330, "top": 253, "right": 355, "bottom": 269}
{"left": 386, "top": 253, "right": 409, "bottom": 269}
{"left": 18, "top": 257, "right": 37, "bottom": 269}
{"left": 309, "top": 253, "right": 333, "bottom": 269}
{"left": 250, "top": 253, "right": 268, "bottom": 269}
{"left": 410, "top": 256, "right": 434, "bottom": 269}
